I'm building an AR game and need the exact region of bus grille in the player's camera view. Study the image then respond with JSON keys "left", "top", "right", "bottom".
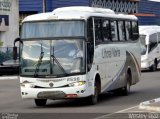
{"left": 37, "top": 91, "right": 65, "bottom": 99}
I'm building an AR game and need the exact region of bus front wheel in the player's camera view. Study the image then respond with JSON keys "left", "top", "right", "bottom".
{"left": 87, "top": 81, "right": 99, "bottom": 105}
{"left": 34, "top": 99, "right": 47, "bottom": 106}
{"left": 150, "top": 60, "right": 157, "bottom": 71}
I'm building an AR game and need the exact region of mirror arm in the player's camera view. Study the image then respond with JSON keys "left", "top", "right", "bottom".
{"left": 14, "top": 37, "right": 21, "bottom": 46}
{"left": 13, "top": 37, "right": 22, "bottom": 61}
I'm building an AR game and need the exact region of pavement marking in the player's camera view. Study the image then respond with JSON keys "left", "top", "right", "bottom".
{"left": 127, "top": 110, "right": 148, "bottom": 113}
{"left": 139, "top": 98, "right": 160, "bottom": 112}
{"left": 94, "top": 105, "right": 138, "bottom": 119}
{"left": 0, "top": 76, "right": 19, "bottom": 80}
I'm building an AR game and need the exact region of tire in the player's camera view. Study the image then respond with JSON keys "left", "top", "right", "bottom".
{"left": 87, "top": 81, "right": 99, "bottom": 105}
{"left": 150, "top": 61, "right": 157, "bottom": 72}
{"left": 34, "top": 99, "right": 47, "bottom": 106}
{"left": 121, "top": 73, "right": 131, "bottom": 96}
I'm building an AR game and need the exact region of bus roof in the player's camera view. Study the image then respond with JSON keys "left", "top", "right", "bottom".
{"left": 22, "top": 6, "right": 137, "bottom": 22}
{"left": 52, "top": 6, "right": 115, "bottom": 14}
{"left": 139, "top": 25, "right": 160, "bottom": 35}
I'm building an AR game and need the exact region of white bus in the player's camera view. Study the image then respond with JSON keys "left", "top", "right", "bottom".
{"left": 140, "top": 25, "right": 160, "bottom": 71}
{"left": 14, "top": 6, "right": 141, "bottom": 106}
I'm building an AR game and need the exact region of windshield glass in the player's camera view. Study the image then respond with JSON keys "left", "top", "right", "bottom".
{"left": 21, "top": 20, "right": 85, "bottom": 39}
{"left": 140, "top": 35, "right": 147, "bottom": 55}
{"left": 20, "top": 39, "right": 85, "bottom": 77}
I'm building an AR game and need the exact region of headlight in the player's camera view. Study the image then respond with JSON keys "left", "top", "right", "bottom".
{"left": 21, "top": 83, "right": 35, "bottom": 88}
{"left": 68, "top": 81, "right": 86, "bottom": 87}
{"left": 26, "top": 84, "right": 35, "bottom": 88}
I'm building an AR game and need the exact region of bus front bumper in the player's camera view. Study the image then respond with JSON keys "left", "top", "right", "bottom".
{"left": 21, "top": 85, "right": 91, "bottom": 99}
{"left": 141, "top": 61, "right": 150, "bottom": 69}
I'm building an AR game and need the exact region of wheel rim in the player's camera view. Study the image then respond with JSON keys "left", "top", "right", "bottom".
{"left": 126, "top": 80, "right": 130, "bottom": 93}
{"left": 92, "top": 84, "right": 98, "bottom": 104}
{"left": 126, "top": 73, "right": 131, "bottom": 93}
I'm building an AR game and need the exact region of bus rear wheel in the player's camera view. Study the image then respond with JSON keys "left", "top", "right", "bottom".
{"left": 121, "top": 72, "right": 131, "bottom": 96}
{"left": 34, "top": 99, "right": 47, "bottom": 106}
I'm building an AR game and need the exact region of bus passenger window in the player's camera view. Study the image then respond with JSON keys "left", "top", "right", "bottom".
{"left": 149, "top": 33, "right": 158, "bottom": 52}
{"left": 158, "top": 32, "right": 160, "bottom": 43}
{"left": 125, "top": 21, "right": 132, "bottom": 41}
{"left": 110, "top": 21, "right": 118, "bottom": 41}
{"left": 87, "top": 18, "right": 93, "bottom": 42}
{"left": 118, "top": 21, "right": 126, "bottom": 41}
{"left": 94, "top": 18, "right": 103, "bottom": 43}
{"left": 87, "top": 18, "right": 94, "bottom": 71}
{"left": 102, "top": 20, "right": 111, "bottom": 42}
{"left": 132, "top": 21, "right": 139, "bottom": 41}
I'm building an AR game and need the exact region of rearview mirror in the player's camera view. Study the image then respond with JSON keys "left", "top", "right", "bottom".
{"left": 13, "top": 38, "right": 21, "bottom": 60}
{"left": 13, "top": 46, "right": 17, "bottom": 60}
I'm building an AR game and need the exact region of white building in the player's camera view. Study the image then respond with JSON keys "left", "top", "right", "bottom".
{"left": 0, "top": 0, "right": 19, "bottom": 47}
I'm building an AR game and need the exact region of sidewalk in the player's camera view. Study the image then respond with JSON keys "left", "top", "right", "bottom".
{"left": 0, "top": 76, "right": 19, "bottom": 80}
{"left": 139, "top": 98, "right": 160, "bottom": 112}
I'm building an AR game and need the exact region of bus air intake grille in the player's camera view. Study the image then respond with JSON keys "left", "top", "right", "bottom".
{"left": 37, "top": 91, "right": 65, "bottom": 99}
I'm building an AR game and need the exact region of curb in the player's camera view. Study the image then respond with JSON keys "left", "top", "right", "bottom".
{"left": 139, "top": 98, "right": 160, "bottom": 112}
{"left": 0, "top": 76, "right": 19, "bottom": 80}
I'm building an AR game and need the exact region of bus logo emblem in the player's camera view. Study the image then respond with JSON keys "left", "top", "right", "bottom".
{"left": 49, "top": 82, "right": 54, "bottom": 87}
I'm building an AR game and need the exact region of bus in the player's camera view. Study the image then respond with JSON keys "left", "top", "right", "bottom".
{"left": 14, "top": 6, "right": 141, "bottom": 106}
{"left": 140, "top": 25, "right": 160, "bottom": 71}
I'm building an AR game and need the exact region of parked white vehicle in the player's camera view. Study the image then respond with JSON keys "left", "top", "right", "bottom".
{"left": 140, "top": 25, "right": 160, "bottom": 71}
{"left": 14, "top": 6, "right": 141, "bottom": 106}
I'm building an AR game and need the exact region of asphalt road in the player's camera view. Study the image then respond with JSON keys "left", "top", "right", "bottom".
{"left": 0, "top": 70, "right": 160, "bottom": 119}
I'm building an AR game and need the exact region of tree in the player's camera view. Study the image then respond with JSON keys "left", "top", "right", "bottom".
{"left": 0, "top": 40, "right": 3, "bottom": 47}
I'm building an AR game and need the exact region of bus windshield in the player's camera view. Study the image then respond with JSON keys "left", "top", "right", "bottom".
{"left": 20, "top": 39, "right": 85, "bottom": 77}
{"left": 21, "top": 20, "right": 85, "bottom": 39}
{"left": 140, "top": 35, "right": 147, "bottom": 55}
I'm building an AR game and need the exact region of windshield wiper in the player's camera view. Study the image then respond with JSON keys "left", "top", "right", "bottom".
{"left": 51, "top": 54, "right": 68, "bottom": 76}
{"left": 34, "top": 44, "right": 44, "bottom": 77}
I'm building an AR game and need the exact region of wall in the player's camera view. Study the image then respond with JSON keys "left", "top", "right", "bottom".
{"left": 138, "top": 0, "right": 160, "bottom": 25}
{"left": 19, "top": 0, "right": 160, "bottom": 25}
{"left": 0, "top": 0, "right": 19, "bottom": 47}
{"left": 50, "top": 0, "right": 90, "bottom": 11}
{"left": 19, "top": 0, "right": 90, "bottom": 13}
{"left": 19, "top": 0, "right": 42, "bottom": 13}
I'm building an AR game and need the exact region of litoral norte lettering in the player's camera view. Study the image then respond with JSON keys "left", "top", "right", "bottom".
{"left": 102, "top": 48, "right": 120, "bottom": 58}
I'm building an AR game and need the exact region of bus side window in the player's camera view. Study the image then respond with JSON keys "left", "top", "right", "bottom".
{"left": 102, "top": 19, "right": 111, "bottom": 42}
{"left": 158, "top": 32, "right": 160, "bottom": 43}
{"left": 125, "top": 21, "right": 132, "bottom": 41}
{"left": 110, "top": 20, "right": 118, "bottom": 41}
{"left": 118, "top": 21, "right": 126, "bottom": 41}
{"left": 87, "top": 18, "right": 94, "bottom": 71}
{"left": 94, "top": 18, "right": 103, "bottom": 43}
{"left": 149, "top": 33, "right": 158, "bottom": 52}
{"left": 131, "top": 21, "right": 139, "bottom": 41}
{"left": 87, "top": 18, "right": 94, "bottom": 42}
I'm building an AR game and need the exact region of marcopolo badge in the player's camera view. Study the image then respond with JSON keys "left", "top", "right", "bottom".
{"left": 49, "top": 82, "right": 54, "bottom": 87}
